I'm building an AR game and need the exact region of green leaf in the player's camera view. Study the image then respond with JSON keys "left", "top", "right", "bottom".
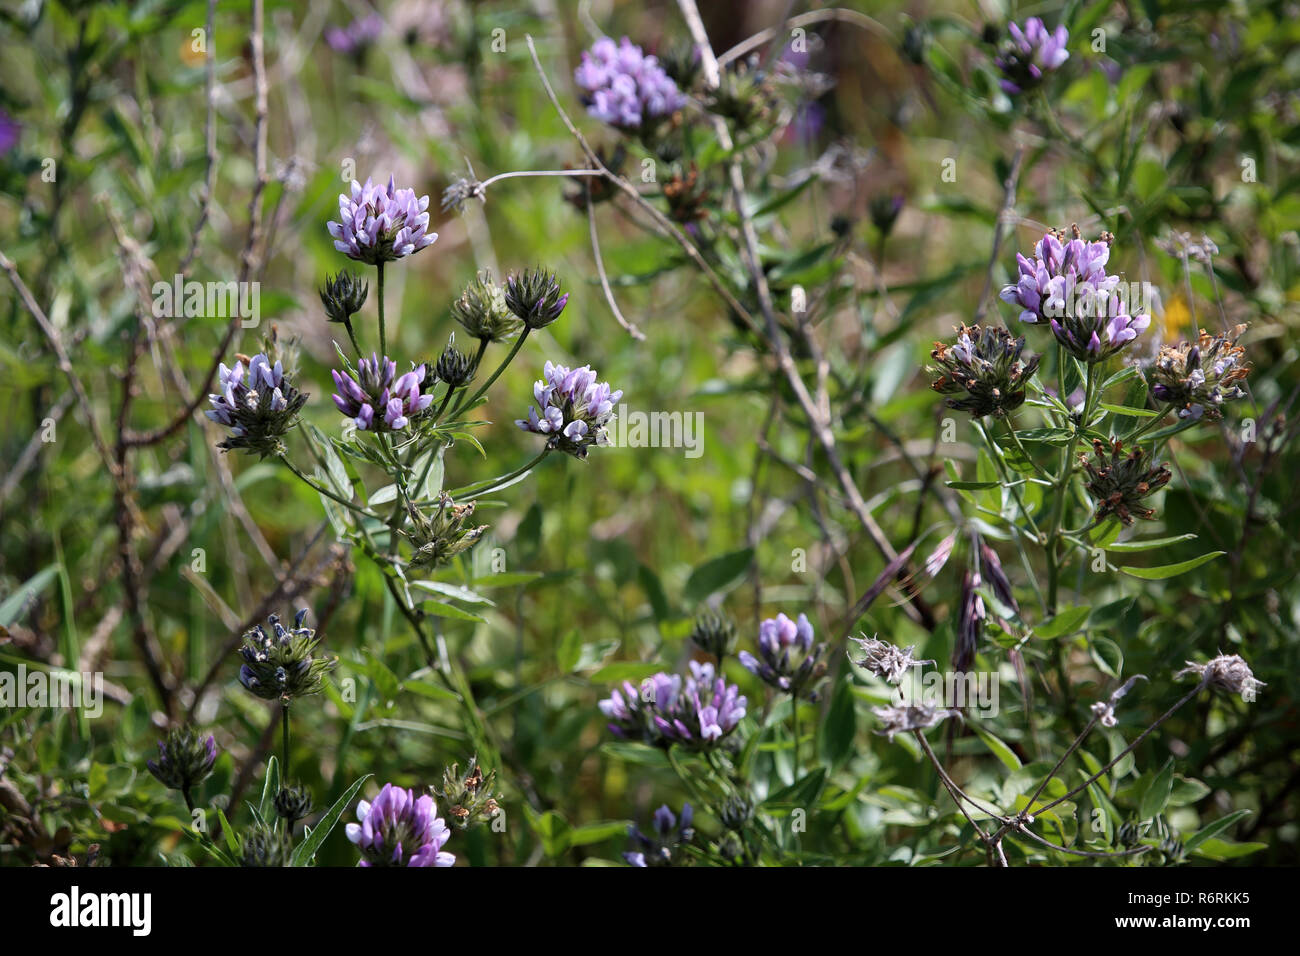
{"left": 0, "top": 564, "right": 60, "bottom": 626}
{"left": 556, "top": 630, "right": 582, "bottom": 673}
{"left": 589, "top": 661, "right": 664, "bottom": 683}
{"left": 259, "top": 756, "right": 280, "bottom": 824}
{"left": 638, "top": 564, "right": 672, "bottom": 623}
{"left": 683, "top": 548, "right": 753, "bottom": 604}
{"left": 216, "top": 808, "right": 241, "bottom": 856}
{"left": 410, "top": 580, "right": 494, "bottom": 606}
{"left": 1034, "top": 605, "right": 1091, "bottom": 639}
{"left": 568, "top": 820, "right": 631, "bottom": 847}
{"left": 1190, "top": 838, "right": 1266, "bottom": 861}
{"left": 523, "top": 805, "right": 573, "bottom": 857}
{"left": 1139, "top": 759, "right": 1174, "bottom": 822}
{"left": 364, "top": 651, "right": 401, "bottom": 704}
{"left": 820, "top": 677, "right": 857, "bottom": 769}
{"left": 403, "top": 679, "right": 461, "bottom": 703}
{"left": 1104, "top": 534, "right": 1196, "bottom": 552}
{"left": 1184, "top": 809, "right": 1251, "bottom": 854}
{"left": 291, "top": 774, "right": 372, "bottom": 866}
{"left": 416, "top": 599, "right": 486, "bottom": 623}
{"left": 1089, "top": 637, "right": 1123, "bottom": 679}
{"left": 945, "top": 480, "right": 1001, "bottom": 490}
{"left": 474, "top": 572, "right": 543, "bottom": 588}
{"left": 1118, "top": 551, "right": 1225, "bottom": 580}
{"left": 762, "top": 768, "right": 827, "bottom": 810}
{"left": 1098, "top": 402, "right": 1159, "bottom": 418}
{"left": 976, "top": 729, "right": 1022, "bottom": 770}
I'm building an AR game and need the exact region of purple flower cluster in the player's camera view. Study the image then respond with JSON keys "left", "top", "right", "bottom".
{"left": 346, "top": 783, "right": 454, "bottom": 867}
{"left": 995, "top": 18, "right": 1069, "bottom": 95}
{"left": 574, "top": 37, "right": 687, "bottom": 130}
{"left": 599, "top": 661, "right": 747, "bottom": 750}
{"left": 624, "top": 804, "right": 694, "bottom": 867}
{"left": 999, "top": 230, "right": 1150, "bottom": 362}
{"left": 325, "top": 13, "right": 384, "bottom": 55}
{"left": 332, "top": 354, "right": 434, "bottom": 432}
{"left": 205, "top": 353, "right": 307, "bottom": 456}
{"left": 328, "top": 176, "right": 437, "bottom": 264}
{"left": 0, "top": 109, "right": 20, "bottom": 155}
{"left": 516, "top": 361, "right": 622, "bottom": 459}
{"left": 740, "top": 612, "right": 828, "bottom": 701}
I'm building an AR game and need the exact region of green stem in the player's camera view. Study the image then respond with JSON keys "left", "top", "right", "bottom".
{"left": 1125, "top": 405, "right": 1172, "bottom": 444}
{"left": 380, "top": 571, "right": 499, "bottom": 770}
{"left": 792, "top": 701, "right": 801, "bottom": 780}
{"left": 978, "top": 419, "right": 1043, "bottom": 541}
{"left": 279, "top": 454, "right": 374, "bottom": 519}
{"left": 280, "top": 701, "right": 291, "bottom": 777}
{"left": 452, "top": 328, "right": 530, "bottom": 417}
{"left": 432, "top": 387, "right": 456, "bottom": 423}
{"left": 448, "top": 447, "right": 549, "bottom": 499}
{"left": 343, "top": 318, "right": 362, "bottom": 357}
{"left": 469, "top": 337, "right": 490, "bottom": 376}
{"left": 376, "top": 261, "right": 386, "bottom": 358}
{"left": 1045, "top": 360, "right": 1096, "bottom": 615}
{"left": 1005, "top": 418, "right": 1049, "bottom": 481}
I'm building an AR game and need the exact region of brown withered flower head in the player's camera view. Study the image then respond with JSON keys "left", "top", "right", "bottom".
{"left": 1148, "top": 324, "right": 1250, "bottom": 421}
{"left": 929, "top": 324, "right": 1040, "bottom": 418}
{"left": 1080, "top": 438, "right": 1172, "bottom": 526}
{"left": 434, "top": 757, "right": 501, "bottom": 829}
{"left": 663, "top": 163, "right": 711, "bottom": 224}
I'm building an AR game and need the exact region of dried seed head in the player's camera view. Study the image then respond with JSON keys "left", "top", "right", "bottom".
{"left": 1148, "top": 324, "right": 1250, "bottom": 421}
{"left": 1176, "top": 654, "right": 1265, "bottom": 701}
{"left": 1081, "top": 438, "right": 1172, "bottom": 526}
{"left": 871, "top": 702, "right": 960, "bottom": 740}
{"left": 849, "top": 634, "right": 930, "bottom": 685}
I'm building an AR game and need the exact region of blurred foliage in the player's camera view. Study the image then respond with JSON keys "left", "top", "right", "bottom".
{"left": 0, "top": 0, "right": 1297, "bottom": 866}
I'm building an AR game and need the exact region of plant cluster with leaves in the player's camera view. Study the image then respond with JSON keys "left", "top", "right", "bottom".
{"left": 1, "top": 0, "right": 1297, "bottom": 868}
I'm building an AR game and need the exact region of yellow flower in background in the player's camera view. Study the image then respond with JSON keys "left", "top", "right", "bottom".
{"left": 1159, "top": 294, "right": 1193, "bottom": 339}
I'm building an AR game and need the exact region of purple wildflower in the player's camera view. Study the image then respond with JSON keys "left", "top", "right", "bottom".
{"left": 515, "top": 361, "right": 622, "bottom": 459}
{"left": 624, "top": 803, "right": 694, "bottom": 867}
{"left": 574, "top": 36, "right": 687, "bottom": 130}
{"left": 599, "top": 661, "right": 747, "bottom": 750}
{"left": 740, "top": 612, "right": 828, "bottom": 701}
{"left": 325, "top": 13, "right": 384, "bottom": 55}
{"left": 0, "top": 110, "right": 20, "bottom": 155}
{"left": 205, "top": 353, "right": 307, "bottom": 456}
{"left": 346, "top": 783, "right": 454, "bottom": 867}
{"left": 995, "top": 17, "right": 1069, "bottom": 95}
{"left": 328, "top": 176, "right": 437, "bottom": 264}
{"left": 332, "top": 353, "right": 434, "bottom": 432}
{"left": 999, "top": 228, "right": 1150, "bottom": 362}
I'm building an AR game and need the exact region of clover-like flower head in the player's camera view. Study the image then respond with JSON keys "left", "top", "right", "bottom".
{"left": 331, "top": 353, "right": 434, "bottom": 432}
{"left": 516, "top": 360, "right": 622, "bottom": 459}
{"left": 929, "top": 324, "right": 1039, "bottom": 418}
{"left": 346, "top": 783, "right": 454, "bottom": 867}
{"left": 205, "top": 354, "right": 308, "bottom": 457}
{"left": 328, "top": 175, "right": 436, "bottom": 264}
{"left": 1000, "top": 228, "right": 1150, "bottom": 362}
{"left": 994, "top": 17, "right": 1069, "bottom": 95}
{"left": 574, "top": 37, "right": 687, "bottom": 131}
